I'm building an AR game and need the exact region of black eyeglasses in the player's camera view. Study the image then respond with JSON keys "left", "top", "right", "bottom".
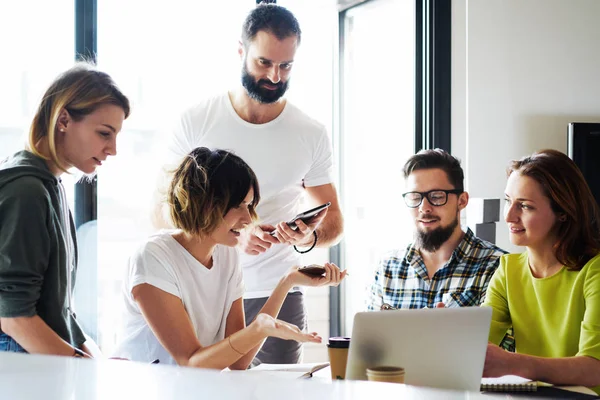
{"left": 402, "top": 189, "right": 463, "bottom": 208}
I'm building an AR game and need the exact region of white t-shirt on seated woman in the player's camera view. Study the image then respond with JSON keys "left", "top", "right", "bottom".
{"left": 113, "top": 230, "right": 244, "bottom": 365}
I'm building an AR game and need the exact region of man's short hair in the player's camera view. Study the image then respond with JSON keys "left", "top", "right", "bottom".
{"left": 403, "top": 149, "right": 465, "bottom": 192}
{"left": 242, "top": 3, "right": 301, "bottom": 47}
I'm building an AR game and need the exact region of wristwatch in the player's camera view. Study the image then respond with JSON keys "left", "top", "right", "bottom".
{"left": 73, "top": 348, "right": 85, "bottom": 358}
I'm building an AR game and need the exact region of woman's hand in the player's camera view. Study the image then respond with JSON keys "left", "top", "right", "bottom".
{"left": 483, "top": 342, "right": 514, "bottom": 377}
{"left": 254, "top": 313, "right": 322, "bottom": 343}
{"left": 285, "top": 263, "right": 347, "bottom": 288}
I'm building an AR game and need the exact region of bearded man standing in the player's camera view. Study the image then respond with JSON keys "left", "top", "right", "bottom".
{"left": 154, "top": 4, "right": 343, "bottom": 364}
{"left": 368, "top": 149, "right": 506, "bottom": 311}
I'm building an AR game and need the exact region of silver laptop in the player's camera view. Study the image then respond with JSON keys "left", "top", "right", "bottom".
{"left": 345, "top": 307, "right": 492, "bottom": 391}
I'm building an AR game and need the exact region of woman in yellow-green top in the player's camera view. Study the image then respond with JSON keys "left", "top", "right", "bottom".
{"left": 483, "top": 149, "right": 600, "bottom": 392}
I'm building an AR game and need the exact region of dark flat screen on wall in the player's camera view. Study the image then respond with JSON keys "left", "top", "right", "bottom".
{"left": 568, "top": 122, "right": 600, "bottom": 206}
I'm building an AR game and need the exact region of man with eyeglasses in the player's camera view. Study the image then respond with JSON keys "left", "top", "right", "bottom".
{"left": 368, "top": 149, "right": 507, "bottom": 312}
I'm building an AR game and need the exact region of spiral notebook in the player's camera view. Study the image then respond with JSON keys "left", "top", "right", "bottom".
{"left": 481, "top": 375, "right": 547, "bottom": 392}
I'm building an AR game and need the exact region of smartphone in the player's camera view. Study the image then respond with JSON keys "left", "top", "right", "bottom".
{"left": 298, "top": 264, "right": 327, "bottom": 277}
{"left": 270, "top": 202, "right": 331, "bottom": 235}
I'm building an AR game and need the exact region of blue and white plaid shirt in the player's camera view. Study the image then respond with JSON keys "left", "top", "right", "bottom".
{"left": 368, "top": 228, "right": 507, "bottom": 310}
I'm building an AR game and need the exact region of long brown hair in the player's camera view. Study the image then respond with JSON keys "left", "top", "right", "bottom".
{"left": 28, "top": 62, "right": 130, "bottom": 172}
{"left": 507, "top": 149, "right": 600, "bottom": 270}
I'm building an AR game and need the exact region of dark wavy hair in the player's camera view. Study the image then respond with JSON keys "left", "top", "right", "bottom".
{"left": 168, "top": 148, "right": 260, "bottom": 237}
{"left": 241, "top": 3, "right": 301, "bottom": 47}
{"left": 507, "top": 149, "right": 600, "bottom": 270}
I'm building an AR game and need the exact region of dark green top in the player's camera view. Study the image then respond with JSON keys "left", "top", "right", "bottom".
{"left": 0, "top": 150, "right": 85, "bottom": 348}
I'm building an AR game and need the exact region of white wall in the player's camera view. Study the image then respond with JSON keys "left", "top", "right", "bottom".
{"left": 452, "top": 0, "right": 600, "bottom": 252}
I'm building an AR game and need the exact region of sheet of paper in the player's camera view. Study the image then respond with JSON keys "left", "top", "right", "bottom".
{"left": 250, "top": 362, "right": 329, "bottom": 374}
{"left": 481, "top": 375, "right": 532, "bottom": 385}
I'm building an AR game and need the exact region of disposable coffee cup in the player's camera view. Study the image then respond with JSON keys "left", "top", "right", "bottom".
{"left": 327, "top": 337, "right": 351, "bottom": 380}
{"left": 366, "top": 366, "right": 405, "bottom": 384}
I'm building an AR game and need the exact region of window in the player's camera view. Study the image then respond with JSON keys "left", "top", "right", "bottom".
{"left": 0, "top": 1, "right": 74, "bottom": 162}
{"left": 0, "top": 1, "right": 76, "bottom": 204}
{"left": 338, "top": 0, "right": 416, "bottom": 334}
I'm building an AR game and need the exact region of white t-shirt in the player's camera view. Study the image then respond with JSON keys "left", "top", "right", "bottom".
{"left": 164, "top": 93, "right": 334, "bottom": 298}
{"left": 113, "top": 231, "right": 244, "bottom": 365}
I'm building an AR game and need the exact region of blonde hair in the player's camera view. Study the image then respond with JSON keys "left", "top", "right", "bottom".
{"left": 28, "top": 62, "right": 130, "bottom": 173}
{"left": 168, "top": 147, "right": 260, "bottom": 236}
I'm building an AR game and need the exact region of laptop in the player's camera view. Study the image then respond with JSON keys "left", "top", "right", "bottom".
{"left": 345, "top": 307, "right": 492, "bottom": 391}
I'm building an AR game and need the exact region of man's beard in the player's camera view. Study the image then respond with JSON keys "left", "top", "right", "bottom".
{"left": 414, "top": 215, "right": 459, "bottom": 252}
{"left": 241, "top": 63, "right": 289, "bottom": 104}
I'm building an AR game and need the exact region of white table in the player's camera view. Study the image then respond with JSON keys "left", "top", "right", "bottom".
{"left": 0, "top": 352, "right": 595, "bottom": 399}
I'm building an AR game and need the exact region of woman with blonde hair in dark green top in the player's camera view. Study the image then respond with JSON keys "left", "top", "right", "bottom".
{"left": 0, "top": 63, "right": 130, "bottom": 358}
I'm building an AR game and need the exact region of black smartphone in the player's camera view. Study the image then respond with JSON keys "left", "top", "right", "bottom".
{"left": 270, "top": 202, "right": 331, "bottom": 235}
{"left": 298, "top": 264, "right": 327, "bottom": 277}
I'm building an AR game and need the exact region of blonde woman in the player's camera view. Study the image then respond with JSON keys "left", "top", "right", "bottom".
{"left": 114, "top": 147, "right": 346, "bottom": 369}
{"left": 0, "top": 63, "right": 130, "bottom": 358}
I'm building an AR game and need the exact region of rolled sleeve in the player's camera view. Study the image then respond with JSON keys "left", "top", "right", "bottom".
{"left": 128, "top": 247, "right": 180, "bottom": 300}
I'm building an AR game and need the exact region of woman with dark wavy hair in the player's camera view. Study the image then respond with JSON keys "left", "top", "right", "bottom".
{"left": 483, "top": 149, "right": 600, "bottom": 392}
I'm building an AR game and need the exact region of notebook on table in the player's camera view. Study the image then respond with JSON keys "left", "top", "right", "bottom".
{"left": 481, "top": 375, "right": 542, "bottom": 392}
{"left": 481, "top": 376, "right": 600, "bottom": 399}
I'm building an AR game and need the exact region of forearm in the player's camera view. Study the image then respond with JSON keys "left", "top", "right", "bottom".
{"left": 258, "top": 275, "right": 294, "bottom": 318}
{"left": 512, "top": 353, "right": 600, "bottom": 387}
{"left": 187, "top": 322, "right": 265, "bottom": 370}
{"left": 300, "top": 211, "right": 344, "bottom": 248}
{"left": 227, "top": 275, "right": 295, "bottom": 368}
{"left": 0, "top": 315, "right": 88, "bottom": 357}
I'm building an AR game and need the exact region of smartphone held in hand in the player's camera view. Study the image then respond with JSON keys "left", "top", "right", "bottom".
{"left": 270, "top": 202, "right": 331, "bottom": 235}
{"left": 298, "top": 264, "right": 327, "bottom": 277}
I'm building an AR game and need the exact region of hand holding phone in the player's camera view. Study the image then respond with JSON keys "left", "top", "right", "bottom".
{"left": 297, "top": 264, "right": 327, "bottom": 277}
{"left": 270, "top": 202, "right": 331, "bottom": 235}
{"left": 290, "top": 263, "right": 348, "bottom": 288}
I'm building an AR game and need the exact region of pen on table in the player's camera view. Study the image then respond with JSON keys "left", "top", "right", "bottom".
{"left": 151, "top": 359, "right": 160, "bottom": 364}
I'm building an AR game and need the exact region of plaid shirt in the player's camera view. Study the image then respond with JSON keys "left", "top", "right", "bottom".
{"left": 368, "top": 228, "right": 507, "bottom": 310}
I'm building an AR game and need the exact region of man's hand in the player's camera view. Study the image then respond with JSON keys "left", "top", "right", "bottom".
{"left": 483, "top": 342, "right": 514, "bottom": 377}
{"left": 273, "top": 209, "right": 328, "bottom": 247}
{"left": 239, "top": 224, "right": 281, "bottom": 256}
